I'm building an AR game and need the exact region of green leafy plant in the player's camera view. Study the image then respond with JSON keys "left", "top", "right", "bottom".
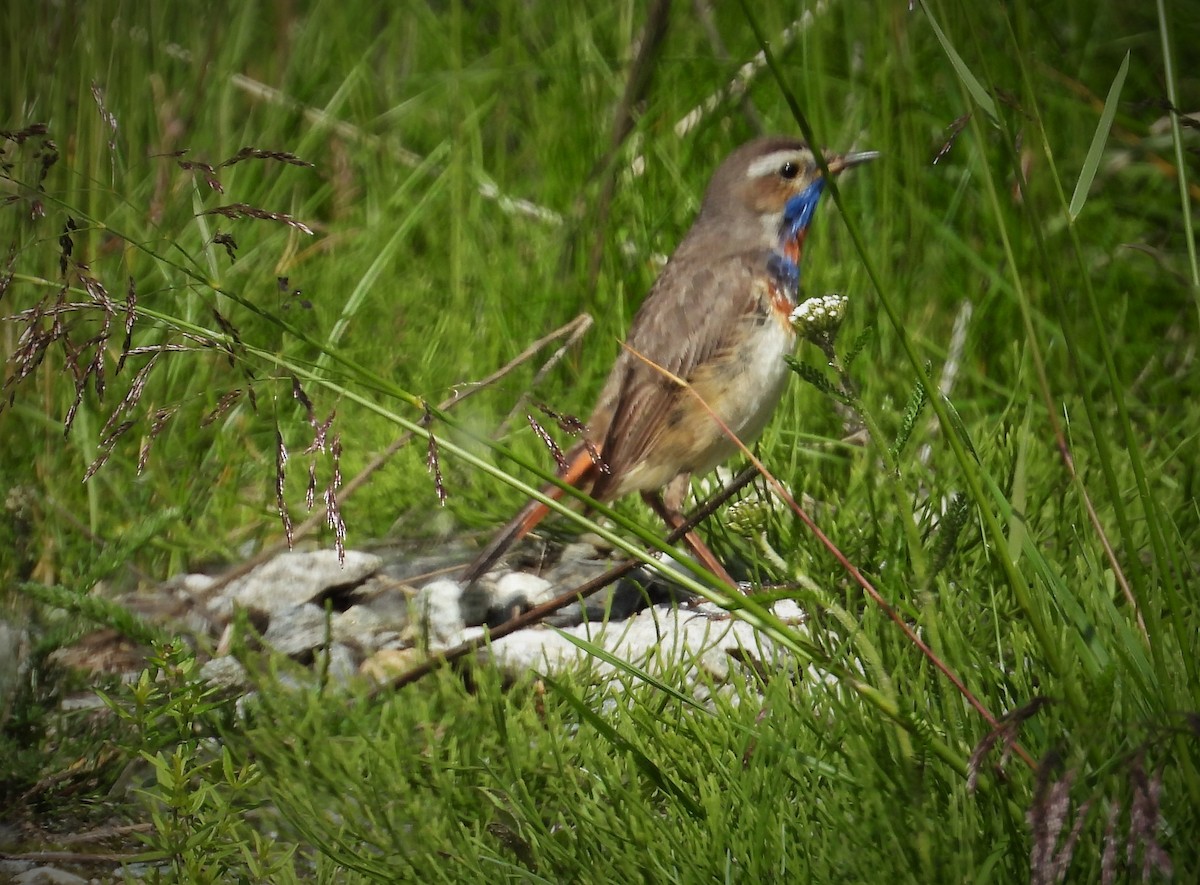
{"left": 101, "top": 642, "right": 299, "bottom": 883}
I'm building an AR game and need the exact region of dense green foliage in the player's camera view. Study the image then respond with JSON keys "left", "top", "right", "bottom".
{"left": 2, "top": 0, "right": 1197, "bottom": 881}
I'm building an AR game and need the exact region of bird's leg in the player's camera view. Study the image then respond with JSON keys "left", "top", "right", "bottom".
{"left": 642, "top": 479, "right": 738, "bottom": 589}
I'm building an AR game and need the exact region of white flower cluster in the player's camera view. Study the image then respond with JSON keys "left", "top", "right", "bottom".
{"left": 789, "top": 293, "right": 848, "bottom": 339}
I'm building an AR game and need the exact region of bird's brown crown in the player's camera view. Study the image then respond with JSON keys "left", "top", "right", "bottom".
{"left": 702, "top": 137, "right": 822, "bottom": 219}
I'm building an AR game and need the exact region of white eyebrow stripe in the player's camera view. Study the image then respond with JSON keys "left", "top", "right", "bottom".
{"left": 745, "top": 149, "right": 808, "bottom": 178}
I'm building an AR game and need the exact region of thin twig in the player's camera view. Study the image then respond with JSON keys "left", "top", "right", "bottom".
{"left": 57, "top": 822, "right": 154, "bottom": 845}
{"left": 20, "top": 748, "right": 122, "bottom": 802}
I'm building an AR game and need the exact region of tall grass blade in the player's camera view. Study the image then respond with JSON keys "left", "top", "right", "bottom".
{"left": 1068, "top": 51, "right": 1129, "bottom": 222}
{"left": 918, "top": 2, "right": 998, "bottom": 121}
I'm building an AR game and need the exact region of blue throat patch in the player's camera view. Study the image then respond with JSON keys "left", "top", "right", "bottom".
{"left": 769, "top": 178, "right": 826, "bottom": 297}
{"left": 780, "top": 178, "right": 826, "bottom": 241}
{"left": 766, "top": 251, "right": 799, "bottom": 294}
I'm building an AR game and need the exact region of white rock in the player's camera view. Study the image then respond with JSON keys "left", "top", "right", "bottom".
{"left": 495, "top": 571, "right": 556, "bottom": 609}
{"left": 176, "top": 572, "right": 218, "bottom": 594}
{"left": 771, "top": 598, "right": 806, "bottom": 624}
{"left": 414, "top": 579, "right": 466, "bottom": 648}
{"left": 457, "top": 625, "right": 487, "bottom": 644}
{"left": 479, "top": 604, "right": 804, "bottom": 694}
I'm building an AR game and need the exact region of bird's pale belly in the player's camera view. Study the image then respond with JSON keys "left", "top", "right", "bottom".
{"left": 615, "top": 313, "right": 796, "bottom": 495}
{"left": 692, "top": 313, "right": 796, "bottom": 470}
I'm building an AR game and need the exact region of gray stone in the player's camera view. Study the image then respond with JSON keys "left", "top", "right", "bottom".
{"left": 11, "top": 867, "right": 89, "bottom": 884}
{"left": 261, "top": 603, "right": 329, "bottom": 657}
{"left": 376, "top": 540, "right": 476, "bottom": 583}
{"left": 349, "top": 575, "right": 412, "bottom": 630}
{"left": 58, "top": 692, "right": 109, "bottom": 712}
{"left": 0, "top": 861, "right": 33, "bottom": 880}
{"left": 201, "top": 655, "right": 248, "bottom": 690}
{"left": 210, "top": 550, "right": 381, "bottom": 619}
{"left": 321, "top": 643, "right": 359, "bottom": 685}
{"left": 375, "top": 630, "right": 405, "bottom": 650}
{"left": 332, "top": 605, "right": 384, "bottom": 649}
{"left": 46, "top": 530, "right": 814, "bottom": 705}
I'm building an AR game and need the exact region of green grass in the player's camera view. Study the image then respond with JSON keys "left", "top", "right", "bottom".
{"left": 2, "top": 0, "right": 1198, "bottom": 881}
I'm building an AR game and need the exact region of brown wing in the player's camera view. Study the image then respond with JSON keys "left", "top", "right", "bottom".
{"left": 589, "top": 248, "right": 767, "bottom": 500}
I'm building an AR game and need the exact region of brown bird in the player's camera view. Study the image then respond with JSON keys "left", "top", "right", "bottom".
{"left": 463, "top": 136, "right": 876, "bottom": 586}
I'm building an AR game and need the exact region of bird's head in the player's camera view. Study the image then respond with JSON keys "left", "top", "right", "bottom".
{"left": 701, "top": 137, "right": 878, "bottom": 263}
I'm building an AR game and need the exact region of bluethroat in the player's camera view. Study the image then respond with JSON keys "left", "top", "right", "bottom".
{"left": 463, "top": 136, "right": 877, "bottom": 586}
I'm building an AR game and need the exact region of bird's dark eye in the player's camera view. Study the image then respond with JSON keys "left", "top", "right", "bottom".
{"left": 779, "top": 161, "right": 799, "bottom": 180}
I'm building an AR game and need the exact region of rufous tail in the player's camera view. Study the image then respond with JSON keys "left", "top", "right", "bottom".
{"left": 459, "top": 447, "right": 598, "bottom": 584}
